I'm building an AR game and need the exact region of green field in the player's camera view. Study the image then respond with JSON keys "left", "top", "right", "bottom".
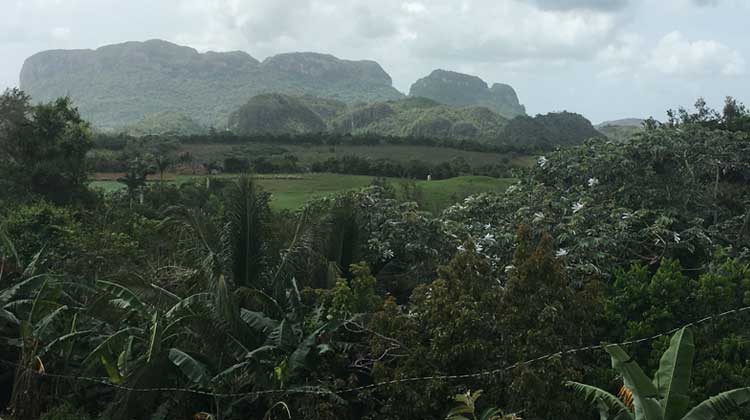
{"left": 90, "top": 173, "right": 514, "bottom": 212}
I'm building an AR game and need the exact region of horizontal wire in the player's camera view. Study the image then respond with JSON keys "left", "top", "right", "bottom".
{"left": 1, "top": 304, "right": 748, "bottom": 399}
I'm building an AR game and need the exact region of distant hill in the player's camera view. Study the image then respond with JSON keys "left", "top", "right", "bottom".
{"left": 409, "top": 70, "right": 526, "bottom": 118}
{"left": 503, "top": 112, "right": 604, "bottom": 147}
{"left": 228, "top": 93, "right": 601, "bottom": 147}
{"left": 228, "top": 94, "right": 509, "bottom": 140}
{"left": 597, "top": 118, "right": 645, "bottom": 141}
{"left": 228, "top": 94, "right": 328, "bottom": 135}
{"left": 20, "top": 39, "right": 404, "bottom": 129}
{"left": 123, "top": 111, "right": 207, "bottom": 136}
{"left": 597, "top": 118, "right": 645, "bottom": 128}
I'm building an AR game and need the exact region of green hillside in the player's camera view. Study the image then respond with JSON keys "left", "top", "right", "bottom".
{"left": 123, "top": 111, "right": 207, "bottom": 136}
{"left": 20, "top": 39, "right": 404, "bottom": 129}
{"left": 409, "top": 69, "right": 526, "bottom": 118}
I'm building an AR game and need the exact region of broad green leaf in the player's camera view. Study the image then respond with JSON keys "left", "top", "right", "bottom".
{"left": 240, "top": 308, "right": 279, "bottom": 333}
{"left": 654, "top": 327, "right": 695, "bottom": 420}
{"left": 566, "top": 381, "right": 634, "bottom": 420}
{"left": 32, "top": 305, "right": 68, "bottom": 336}
{"left": 101, "top": 354, "right": 124, "bottom": 384}
{"left": 269, "top": 319, "right": 296, "bottom": 350}
{"left": 97, "top": 280, "right": 146, "bottom": 310}
{"left": 606, "top": 344, "right": 664, "bottom": 420}
{"left": 146, "top": 312, "right": 160, "bottom": 363}
{"left": 168, "top": 348, "right": 210, "bottom": 387}
{"left": 82, "top": 328, "right": 134, "bottom": 368}
{"left": 682, "top": 388, "right": 750, "bottom": 420}
{"left": 40, "top": 329, "right": 93, "bottom": 356}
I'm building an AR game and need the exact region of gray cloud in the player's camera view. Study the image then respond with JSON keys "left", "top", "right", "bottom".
{"left": 530, "top": 0, "right": 630, "bottom": 11}
{"left": 692, "top": 0, "right": 720, "bottom": 5}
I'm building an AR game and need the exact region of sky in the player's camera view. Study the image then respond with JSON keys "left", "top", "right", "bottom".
{"left": 1, "top": 0, "right": 748, "bottom": 123}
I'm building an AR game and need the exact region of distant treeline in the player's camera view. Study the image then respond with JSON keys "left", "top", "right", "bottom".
{"left": 92, "top": 131, "right": 546, "bottom": 154}
{"left": 219, "top": 154, "right": 513, "bottom": 179}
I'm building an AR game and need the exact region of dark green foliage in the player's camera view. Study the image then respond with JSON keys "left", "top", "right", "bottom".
{"left": 4, "top": 96, "right": 750, "bottom": 420}
{"left": 124, "top": 111, "right": 208, "bottom": 136}
{"left": 502, "top": 111, "right": 604, "bottom": 147}
{"left": 0, "top": 89, "right": 93, "bottom": 204}
{"left": 228, "top": 94, "right": 328, "bottom": 135}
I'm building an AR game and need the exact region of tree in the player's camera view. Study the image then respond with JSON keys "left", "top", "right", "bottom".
{"left": 147, "top": 137, "right": 179, "bottom": 182}
{"left": 0, "top": 89, "right": 92, "bottom": 203}
{"left": 568, "top": 327, "right": 750, "bottom": 420}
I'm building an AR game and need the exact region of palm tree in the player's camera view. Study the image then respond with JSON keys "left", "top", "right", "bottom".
{"left": 567, "top": 327, "right": 750, "bottom": 420}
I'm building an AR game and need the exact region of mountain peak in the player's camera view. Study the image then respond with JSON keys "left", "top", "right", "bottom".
{"left": 409, "top": 70, "right": 525, "bottom": 118}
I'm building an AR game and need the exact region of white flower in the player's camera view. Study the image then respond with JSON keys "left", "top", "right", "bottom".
{"left": 555, "top": 248, "right": 569, "bottom": 257}
{"left": 572, "top": 202, "right": 584, "bottom": 214}
{"left": 622, "top": 212, "right": 632, "bottom": 220}
{"left": 673, "top": 232, "right": 681, "bottom": 243}
{"left": 587, "top": 177, "right": 600, "bottom": 187}
{"left": 538, "top": 156, "right": 548, "bottom": 168}
{"left": 533, "top": 212, "right": 545, "bottom": 223}
{"left": 482, "top": 233, "right": 495, "bottom": 242}
{"left": 504, "top": 265, "right": 515, "bottom": 273}
{"left": 457, "top": 245, "right": 466, "bottom": 252}
{"left": 476, "top": 244, "right": 484, "bottom": 253}
{"left": 484, "top": 223, "right": 492, "bottom": 230}
{"left": 507, "top": 185, "right": 519, "bottom": 194}
{"left": 382, "top": 249, "right": 394, "bottom": 259}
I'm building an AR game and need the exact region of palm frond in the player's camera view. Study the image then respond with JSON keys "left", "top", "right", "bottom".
{"left": 682, "top": 388, "right": 750, "bottom": 420}
{"left": 566, "top": 381, "right": 634, "bottom": 420}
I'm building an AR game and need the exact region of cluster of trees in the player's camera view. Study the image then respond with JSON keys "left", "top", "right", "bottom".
{"left": 309, "top": 155, "right": 511, "bottom": 179}
{"left": 89, "top": 131, "right": 519, "bottom": 179}
{"left": 2, "top": 89, "right": 750, "bottom": 420}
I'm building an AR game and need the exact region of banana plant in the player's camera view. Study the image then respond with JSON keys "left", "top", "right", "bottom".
{"left": 567, "top": 327, "right": 750, "bottom": 420}
{"left": 445, "top": 389, "right": 520, "bottom": 420}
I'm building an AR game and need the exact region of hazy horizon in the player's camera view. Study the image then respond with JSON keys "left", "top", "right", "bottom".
{"left": 2, "top": 0, "right": 749, "bottom": 123}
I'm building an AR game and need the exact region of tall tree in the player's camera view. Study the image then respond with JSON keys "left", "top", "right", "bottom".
{"left": 0, "top": 89, "right": 92, "bottom": 203}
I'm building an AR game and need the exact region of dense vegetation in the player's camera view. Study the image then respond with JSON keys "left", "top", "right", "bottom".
{"left": 225, "top": 94, "right": 600, "bottom": 147}
{"left": 3, "top": 90, "right": 750, "bottom": 420}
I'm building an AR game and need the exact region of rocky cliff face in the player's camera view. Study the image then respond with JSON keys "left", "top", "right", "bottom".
{"left": 408, "top": 70, "right": 525, "bottom": 118}
{"left": 20, "top": 39, "right": 404, "bottom": 129}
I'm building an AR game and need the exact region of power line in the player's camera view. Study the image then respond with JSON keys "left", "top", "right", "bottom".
{"left": 2, "top": 305, "right": 749, "bottom": 399}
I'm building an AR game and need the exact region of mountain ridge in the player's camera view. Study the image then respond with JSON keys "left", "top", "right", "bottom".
{"left": 20, "top": 39, "right": 404, "bottom": 129}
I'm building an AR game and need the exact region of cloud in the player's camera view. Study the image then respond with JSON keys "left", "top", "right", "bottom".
{"left": 691, "top": 0, "right": 719, "bottom": 6}
{"left": 174, "top": 0, "right": 625, "bottom": 65}
{"left": 648, "top": 31, "right": 744, "bottom": 76}
{"left": 530, "top": 0, "right": 630, "bottom": 11}
{"left": 50, "top": 27, "right": 71, "bottom": 41}
{"left": 598, "top": 31, "right": 745, "bottom": 78}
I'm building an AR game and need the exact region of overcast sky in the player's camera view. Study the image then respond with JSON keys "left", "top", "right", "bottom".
{"left": 1, "top": 0, "right": 748, "bottom": 123}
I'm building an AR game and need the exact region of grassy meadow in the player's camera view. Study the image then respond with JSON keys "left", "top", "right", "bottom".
{"left": 90, "top": 173, "right": 514, "bottom": 212}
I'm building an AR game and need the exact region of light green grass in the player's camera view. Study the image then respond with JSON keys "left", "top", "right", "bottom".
{"left": 90, "top": 173, "right": 513, "bottom": 212}
{"left": 415, "top": 176, "right": 514, "bottom": 212}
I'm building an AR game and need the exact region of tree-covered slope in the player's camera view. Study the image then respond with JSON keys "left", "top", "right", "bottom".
{"left": 502, "top": 111, "right": 604, "bottom": 147}
{"left": 227, "top": 93, "right": 600, "bottom": 146}
{"left": 123, "top": 111, "right": 207, "bottom": 136}
{"left": 228, "top": 94, "right": 329, "bottom": 135}
{"left": 228, "top": 94, "right": 509, "bottom": 140}
{"left": 20, "top": 39, "right": 404, "bottom": 129}
{"left": 596, "top": 118, "right": 646, "bottom": 141}
{"left": 409, "top": 69, "right": 526, "bottom": 118}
